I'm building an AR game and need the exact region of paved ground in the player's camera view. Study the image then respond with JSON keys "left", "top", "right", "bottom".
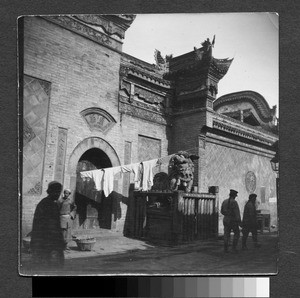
{"left": 20, "top": 230, "right": 278, "bottom": 276}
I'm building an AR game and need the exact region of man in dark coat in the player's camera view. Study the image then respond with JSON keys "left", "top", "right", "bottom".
{"left": 221, "top": 189, "right": 242, "bottom": 253}
{"left": 30, "top": 181, "right": 65, "bottom": 269}
{"left": 242, "top": 193, "right": 261, "bottom": 249}
{"left": 57, "top": 189, "right": 77, "bottom": 250}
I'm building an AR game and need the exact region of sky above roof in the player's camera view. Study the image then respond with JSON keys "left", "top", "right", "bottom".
{"left": 122, "top": 13, "right": 279, "bottom": 115}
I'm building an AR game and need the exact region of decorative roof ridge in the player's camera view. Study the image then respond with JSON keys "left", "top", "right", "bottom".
{"left": 214, "top": 90, "right": 276, "bottom": 122}
{"left": 211, "top": 57, "right": 234, "bottom": 74}
{"left": 120, "top": 63, "right": 173, "bottom": 87}
{"left": 73, "top": 15, "right": 135, "bottom": 39}
{"left": 212, "top": 111, "right": 278, "bottom": 140}
{"left": 122, "top": 52, "right": 157, "bottom": 71}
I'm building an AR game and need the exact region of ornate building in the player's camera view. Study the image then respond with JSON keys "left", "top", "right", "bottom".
{"left": 21, "top": 15, "right": 278, "bottom": 237}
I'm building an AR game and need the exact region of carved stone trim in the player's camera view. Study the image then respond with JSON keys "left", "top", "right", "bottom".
{"left": 73, "top": 15, "right": 135, "bottom": 39}
{"left": 54, "top": 127, "right": 68, "bottom": 185}
{"left": 119, "top": 92, "right": 166, "bottom": 114}
{"left": 120, "top": 65, "right": 172, "bottom": 88}
{"left": 212, "top": 118, "right": 276, "bottom": 146}
{"left": 205, "top": 132, "right": 275, "bottom": 159}
{"left": 42, "top": 16, "right": 123, "bottom": 51}
{"left": 119, "top": 102, "right": 168, "bottom": 126}
{"left": 80, "top": 108, "right": 116, "bottom": 133}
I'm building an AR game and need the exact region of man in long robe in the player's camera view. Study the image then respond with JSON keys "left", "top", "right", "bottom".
{"left": 221, "top": 189, "right": 242, "bottom": 253}
{"left": 242, "top": 193, "right": 261, "bottom": 249}
{"left": 30, "top": 181, "right": 65, "bottom": 269}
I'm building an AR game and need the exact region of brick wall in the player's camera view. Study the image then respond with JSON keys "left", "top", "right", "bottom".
{"left": 171, "top": 110, "right": 207, "bottom": 186}
{"left": 22, "top": 17, "right": 169, "bottom": 236}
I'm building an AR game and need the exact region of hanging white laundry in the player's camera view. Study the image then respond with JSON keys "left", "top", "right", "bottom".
{"left": 141, "top": 159, "right": 158, "bottom": 191}
{"left": 121, "top": 162, "right": 141, "bottom": 182}
{"left": 157, "top": 154, "right": 175, "bottom": 166}
{"left": 103, "top": 166, "right": 122, "bottom": 197}
{"left": 80, "top": 169, "right": 104, "bottom": 191}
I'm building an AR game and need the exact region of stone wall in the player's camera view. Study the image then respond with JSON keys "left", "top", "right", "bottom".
{"left": 204, "top": 141, "right": 277, "bottom": 233}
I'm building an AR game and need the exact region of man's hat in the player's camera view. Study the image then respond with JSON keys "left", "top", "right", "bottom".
{"left": 229, "top": 189, "right": 238, "bottom": 196}
{"left": 47, "top": 181, "right": 63, "bottom": 194}
{"left": 249, "top": 193, "right": 257, "bottom": 200}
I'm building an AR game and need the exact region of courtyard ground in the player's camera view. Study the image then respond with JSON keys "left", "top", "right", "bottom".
{"left": 20, "top": 230, "right": 278, "bottom": 276}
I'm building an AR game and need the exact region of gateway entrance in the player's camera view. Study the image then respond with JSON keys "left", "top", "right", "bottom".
{"left": 75, "top": 148, "right": 112, "bottom": 230}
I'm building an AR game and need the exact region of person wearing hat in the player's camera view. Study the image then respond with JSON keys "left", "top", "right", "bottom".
{"left": 30, "top": 181, "right": 65, "bottom": 269}
{"left": 57, "top": 189, "right": 77, "bottom": 251}
{"left": 221, "top": 189, "right": 242, "bottom": 253}
{"left": 242, "top": 193, "right": 261, "bottom": 249}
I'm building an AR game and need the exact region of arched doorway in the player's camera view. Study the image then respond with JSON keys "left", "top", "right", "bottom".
{"left": 66, "top": 137, "right": 121, "bottom": 232}
{"left": 75, "top": 148, "right": 113, "bottom": 230}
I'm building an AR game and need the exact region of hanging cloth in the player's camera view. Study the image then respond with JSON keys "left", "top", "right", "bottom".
{"left": 141, "top": 159, "right": 158, "bottom": 191}
{"left": 121, "top": 162, "right": 142, "bottom": 182}
{"left": 103, "top": 166, "right": 122, "bottom": 197}
{"left": 157, "top": 154, "right": 175, "bottom": 166}
{"left": 80, "top": 169, "right": 104, "bottom": 191}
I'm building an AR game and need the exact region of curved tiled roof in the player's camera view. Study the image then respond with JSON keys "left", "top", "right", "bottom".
{"left": 211, "top": 58, "right": 233, "bottom": 76}
{"left": 214, "top": 91, "right": 275, "bottom": 122}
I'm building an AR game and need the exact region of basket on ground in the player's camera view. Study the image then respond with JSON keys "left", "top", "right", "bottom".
{"left": 74, "top": 237, "right": 96, "bottom": 251}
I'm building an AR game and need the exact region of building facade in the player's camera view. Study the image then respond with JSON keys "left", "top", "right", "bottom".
{"left": 21, "top": 15, "right": 278, "bottom": 237}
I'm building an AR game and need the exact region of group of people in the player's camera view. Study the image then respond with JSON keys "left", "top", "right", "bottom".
{"left": 221, "top": 189, "right": 261, "bottom": 253}
{"left": 30, "top": 181, "right": 77, "bottom": 269}
{"left": 28, "top": 181, "right": 260, "bottom": 269}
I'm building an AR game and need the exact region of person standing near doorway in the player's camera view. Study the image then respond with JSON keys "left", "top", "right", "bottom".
{"left": 221, "top": 189, "right": 242, "bottom": 253}
{"left": 30, "top": 181, "right": 65, "bottom": 269}
{"left": 242, "top": 193, "right": 261, "bottom": 250}
{"left": 57, "top": 189, "right": 77, "bottom": 251}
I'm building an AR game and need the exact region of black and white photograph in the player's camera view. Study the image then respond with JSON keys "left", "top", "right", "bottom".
{"left": 19, "top": 13, "right": 279, "bottom": 276}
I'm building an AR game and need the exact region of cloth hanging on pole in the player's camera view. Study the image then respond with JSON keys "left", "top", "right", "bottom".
{"left": 80, "top": 169, "right": 104, "bottom": 191}
{"left": 102, "top": 166, "right": 122, "bottom": 197}
{"left": 141, "top": 159, "right": 159, "bottom": 191}
{"left": 79, "top": 153, "right": 174, "bottom": 196}
{"left": 121, "top": 162, "right": 142, "bottom": 182}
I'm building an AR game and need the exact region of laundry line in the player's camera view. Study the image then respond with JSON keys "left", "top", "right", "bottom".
{"left": 80, "top": 154, "right": 175, "bottom": 197}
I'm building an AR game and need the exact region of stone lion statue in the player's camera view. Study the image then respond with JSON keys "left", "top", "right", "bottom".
{"left": 168, "top": 151, "right": 199, "bottom": 193}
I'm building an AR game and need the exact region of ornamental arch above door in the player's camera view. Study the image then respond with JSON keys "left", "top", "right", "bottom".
{"left": 66, "top": 137, "right": 121, "bottom": 230}
{"left": 67, "top": 137, "right": 120, "bottom": 181}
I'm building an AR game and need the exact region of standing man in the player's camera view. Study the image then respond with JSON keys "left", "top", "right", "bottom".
{"left": 57, "top": 189, "right": 77, "bottom": 251}
{"left": 242, "top": 193, "right": 261, "bottom": 249}
{"left": 221, "top": 189, "right": 242, "bottom": 253}
{"left": 30, "top": 181, "right": 65, "bottom": 269}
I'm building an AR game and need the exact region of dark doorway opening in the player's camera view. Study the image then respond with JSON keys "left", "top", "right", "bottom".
{"left": 75, "top": 148, "right": 113, "bottom": 231}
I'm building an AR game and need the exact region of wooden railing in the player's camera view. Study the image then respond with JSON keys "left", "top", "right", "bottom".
{"left": 130, "top": 190, "right": 218, "bottom": 244}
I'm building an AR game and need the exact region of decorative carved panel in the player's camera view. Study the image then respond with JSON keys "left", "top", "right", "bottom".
{"left": 43, "top": 16, "right": 124, "bottom": 51}
{"left": 245, "top": 171, "right": 256, "bottom": 193}
{"left": 134, "top": 85, "right": 165, "bottom": 105}
{"left": 119, "top": 102, "right": 168, "bottom": 126}
{"left": 23, "top": 118, "right": 36, "bottom": 146}
{"left": 23, "top": 75, "right": 50, "bottom": 195}
{"left": 81, "top": 108, "right": 116, "bottom": 133}
{"left": 54, "top": 127, "right": 68, "bottom": 185}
